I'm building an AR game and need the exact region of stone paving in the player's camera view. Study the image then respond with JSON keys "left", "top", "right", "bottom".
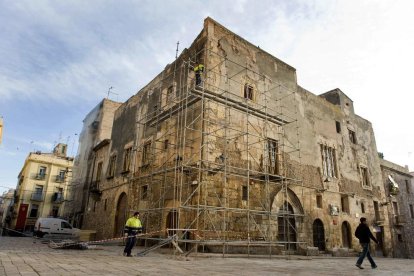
{"left": 1, "top": 236, "right": 414, "bottom": 275}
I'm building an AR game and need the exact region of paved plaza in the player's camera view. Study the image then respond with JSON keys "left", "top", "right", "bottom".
{"left": 1, "top": 236, "right": 414, "bottom": 275}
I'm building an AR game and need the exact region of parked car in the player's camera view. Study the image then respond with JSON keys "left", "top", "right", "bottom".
{"left": 34, "top": 218, "right": 80, "bottom": 239}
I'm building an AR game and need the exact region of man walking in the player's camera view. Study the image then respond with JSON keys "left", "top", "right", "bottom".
{"left": 355, "top": 217, "right": 379, "bottom": 269}
{"left": 123, "top": 211, "right": 142, "bottom": 257}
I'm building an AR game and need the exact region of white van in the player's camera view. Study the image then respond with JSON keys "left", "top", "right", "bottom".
{"left": 34, "top": 218, "right": 80, "bottom": 239}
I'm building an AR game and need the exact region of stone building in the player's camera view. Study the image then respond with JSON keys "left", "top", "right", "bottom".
{"left": 11, "top": 143, "right": 73, "bottom": 232}
{"left": 70, "top": 99, "right": 121, "bottom": 227}
{"left": 380, "top": 159, "right": 414, "bottom": 258}
{"left": 79, "top": 18, "right": 393, "bottom": 255}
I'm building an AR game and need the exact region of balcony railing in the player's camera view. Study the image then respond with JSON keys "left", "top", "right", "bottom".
{"left": 55, "top": 175, "right": 65, "bottom": 183}
{"left": 89, "top": 181, "right": 101, "bottom": 194}
{"left": 34, "top": 173, "right": 47, "bottom": 180}
{"left": 394, "top": 214, "right": 406, "bottom": 225}
{"left": 51, "top": 192, "right": 64, "bottom": 203}
{"left": 31, "top": 192, "right": 44, "bottom": 201}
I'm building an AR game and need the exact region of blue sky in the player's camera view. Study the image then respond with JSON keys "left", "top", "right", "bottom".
{"left": 1, "top": 0, "right": 414, "bottom": 194}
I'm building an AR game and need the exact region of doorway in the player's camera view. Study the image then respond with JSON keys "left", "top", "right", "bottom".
{"left": 15, "top": 204, "right": 28, "bottom": 231}
{"left": 114, "top": 192, "right": 127, "bottom": 237}
{"left": 313, "top": 219, "right": 326, "bottom": 251}
{"left": 166, "top": 209, "right": 179, "bottom": 236}
{"left": 341, "top": 221, "right": 352, "bottom": 248}
{"left": 277, "top": 202, "right": 297, "bottom": 250}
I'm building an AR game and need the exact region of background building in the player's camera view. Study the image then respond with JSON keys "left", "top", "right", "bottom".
{"left": 0, "top": 188, "right": 14, "bottom": 234}
{"left": 69, "top": 98, "right": 121, "bottom": 227}
{"left": 11, "top": 143, "right": 73, "bottom": 232}
{"left": 380, "top": 159, "right": 414, "bottom": 258}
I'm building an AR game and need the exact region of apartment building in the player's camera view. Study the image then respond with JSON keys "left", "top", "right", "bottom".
{"left": 11, "top": 143, "right": 73, "bottom": 232}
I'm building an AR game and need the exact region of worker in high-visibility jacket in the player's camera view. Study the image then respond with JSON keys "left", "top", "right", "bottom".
{"left": 123, "top": 211, "right": 142, "bottom": 257}
{"left": 194, "top": 64, "right": 205, "bottom": 86}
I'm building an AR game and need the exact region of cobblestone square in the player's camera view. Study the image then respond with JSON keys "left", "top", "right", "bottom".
{"left": 1, "top": 237, "right": 414, "bottom": 275}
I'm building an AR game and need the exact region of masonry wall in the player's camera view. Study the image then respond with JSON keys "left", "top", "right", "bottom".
{"left": 80, "top": 17, "right": 392, "bottom": 256}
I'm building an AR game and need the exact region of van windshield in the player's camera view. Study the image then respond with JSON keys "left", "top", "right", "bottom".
{"left": 61, "top": 221, "right": 72, "bottom": 229}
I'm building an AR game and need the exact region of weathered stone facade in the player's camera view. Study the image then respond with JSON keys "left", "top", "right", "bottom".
{"left": 380, "top": 159, "right": 414, "bottom": 258}
{"left": 70, "top": 99, "right": 121, "bottom": 227}
{"left": 77, "top": 18, "right": 410, "bottom": 256}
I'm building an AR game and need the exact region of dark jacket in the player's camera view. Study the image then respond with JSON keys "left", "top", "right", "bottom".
{"left": 355, "top": 223, "right": 378, "bottom": 244}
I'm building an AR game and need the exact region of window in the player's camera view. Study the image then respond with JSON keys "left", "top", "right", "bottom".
{"left": 61, "top": 221, "right": 72, "bottom": 229}
{"left": 104, "top": 199, "right": 107, "bottom": 211}
{"left": 267, "top": 138, "right": 279, "bottom": 175}
{"left": 107, "top": 155, "right": 117, "bottom": 178}
{"left": 164, "top": 140, "right": 169, "bottom": 150}
{"left": 348, "top": 129, "right": 357, "bottom": 144}
{"left": 37, "top": 166, "right": 47, "bottom": 180}
{"left": 244, "top": 84, "right": 254, "bottom": 100}
{"left": 56, "top": 169, "right": 65, "bottom": 182}
{"left": 341, "top": 195, "right": 349, "bottom": 213}
{"left": 167, "top": 85, "right": 174, "bottom": 101}
{"left": 123, "top": 147, "right": 132, "bottom": 172}
{"left": 141, "top": 185, "right": 148, "bottom": 200}
{"left": 360, "top": 167, "right": 370, "bottom": 187}
{"left": 393, "top": 201, "right": 399, "bottom": 215}
{"left": 316, "top": 195, "right": 322, "bottom": 208}
{"left": 51, "top": 206, "right": 59, "bottom": 217}
{"left": 29, "top": 204, "right": 39, "bottom": 218}
{"left": 335, "top": 121, "right": 341, "bottom": 133}
{"left": 242, "top": 185, "right": 248, "bottom": 201}
{"left": 409, "top": 204, "right": 414, "bottom": 219}
{"left": 39, "top": 166, "right": 47, "bottom": 176}
{"left": 96, "top": 162, "right": 103, "bottom": 182}
{"left": 142, "top": 142, "right": 152, "bottom": 164}
{"left": 320, "top": 145, "right": 337, "bottom": 178}
{"left": 398, "top": 234, "right": 403, "bottom": 242}
{"left": 35, "top": 185, "right": 43, "bottom": 194}
{"left": 55, "top": 188, "right": 63, "bottom": 200}
{"left": 361, "top": 202, "right": 365, "bottom": 214}
{"left": 406, "top": 180, "right": 411, "bottom": 194}
{"left": 61, "top": 145, "right": 66, "bottom": 154}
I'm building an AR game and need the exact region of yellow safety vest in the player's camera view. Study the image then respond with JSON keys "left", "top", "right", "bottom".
{"left": 125, "top": 217, "right": 142, "bottom": 228}
{"left": 194, "top": 64, "right": 205, "bottom": 73}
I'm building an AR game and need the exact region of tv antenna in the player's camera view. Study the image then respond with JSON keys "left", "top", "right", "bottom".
{"left": 175, "top": 41, "right": 179, "bottom": 59}
{"left": 107, "top": 86, "right": 118, "bottom": 100}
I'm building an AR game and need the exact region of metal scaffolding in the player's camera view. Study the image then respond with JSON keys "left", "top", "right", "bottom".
{"left": 131, "top": 41, "right": 304, "bottom": 256}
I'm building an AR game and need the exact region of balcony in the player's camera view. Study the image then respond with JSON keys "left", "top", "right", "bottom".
{"left": 51, "top": 192, "right": 64, "bottom": 203}
{"left": 34, "top": 173, "right": 47, "bottom": 180}
{"left": 394, "top": 214, "right": 406, "bottom": 225}
{"left": 55, "top": 175, "right": 65, "bottom": 183}
{"left": 31, "top": 192, "right": 44, "bottom": 202}
{"left": 89, "top": 181, "right": 102, "bottom": 194}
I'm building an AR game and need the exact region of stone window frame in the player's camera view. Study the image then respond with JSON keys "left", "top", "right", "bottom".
{"left": 141, "top": 185, "right": 149, "bottom": 200}
{"left": 348, "top": 129, "right": 357, "bottom": 144}
{"left": 320, "top": 144, "right": 338, "bottom": 179}
{"left": 122, "top": 147, "right": 133, "bottom": 173}
{"left": 242, "top": 185, "right": 248, "bottom": 201}
{"left": 106, "top": 154, "right": 117, "bottom": 179}
{"left": 142, "top": 140, "right": 153, "bottom": 166}
{"left": 243, "top": 83, "right": 255, "bottom": 101}
{"left": 359, "top": 165, "right": 371, "bottom": 188}
{"left": 316, "top": 194, "right": 323, "bottom": 209}
{"left": 266, "top": 138, "right": 280, "bottom": 175}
